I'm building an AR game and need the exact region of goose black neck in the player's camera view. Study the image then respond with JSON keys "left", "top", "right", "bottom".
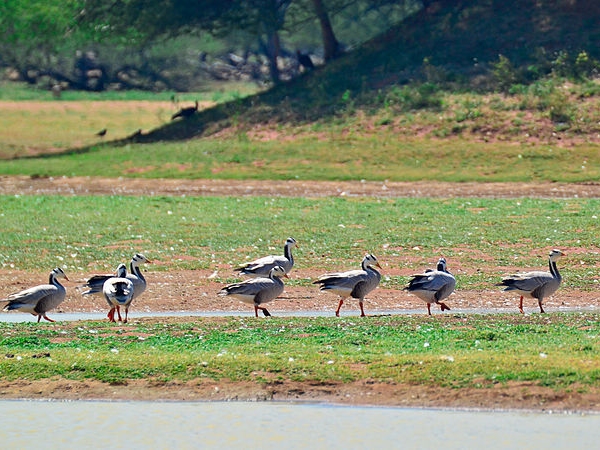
{"left": 549, "top": 259, "right": 561, "bottom": 280}
{"left": 284, "top": 243, "right": 294, "bottom": 263}
{"left": 362, "top": 260, "right": 379, "bottom": 274}
{"left": 130, "top": 261, "right": 145, "bottom": 282}
{"left": 49, "top": 273, "right": 64, "bottom": 287}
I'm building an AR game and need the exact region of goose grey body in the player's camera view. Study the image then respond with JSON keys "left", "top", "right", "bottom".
{"left": 405, "top": 258, "right": 455, "bottom": 315}
{"left": 102, "top": 264, "right": 135, "bottom": 323}
{"left": 497, "top": 249, "right": 564, "bottom": 313}
{"left": 219, "top": 266, "right": 287, "bottom": 317}
{"left": 82, "top": 253, "right": 150, "bottom": 300}
{"left": 313, "top": 254, "right": 382, "bottom": 317}
{"left": 235, "top": 238, "right": 297, "bottom": 278}
{"left": 2, "top": 268, "right": 69, "bottom": 322}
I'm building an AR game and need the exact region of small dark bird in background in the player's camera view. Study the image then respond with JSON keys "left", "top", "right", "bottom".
{"left": 95, "top": 128, "right": 107, "bottom": 138}
{"left": 172, "top": 100, "right": 198, "bottom": 120}
{"left": 297, "top": 50, "right": 315, "bottom": 70}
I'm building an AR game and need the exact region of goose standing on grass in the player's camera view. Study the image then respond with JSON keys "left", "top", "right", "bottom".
{"left": 235, "top": 237, "right": 298, "bottom": 278}
{"left": 313, "top": 254, "right": 382, "bottom": 317}
{"left": 218, "top": 266, "right": 288, "bottom": 317}
{"left": 404, "top": 257, "right": 456, "bottom": 315}
{"left": 102, "top": 264, "right": 134, "bottom": 323}
{"left": 497, "top": 249, "right": 565, "bottom": 314}
{"left": 1, "top": 268, "right": 68, "bottom": 322}
{"left": 82, "top": 253, "right": 150, "bottom": 300}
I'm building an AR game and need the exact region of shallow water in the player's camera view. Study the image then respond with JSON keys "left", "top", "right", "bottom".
{"left": 1, "top": 306, "right": 597, "bottom": 323}
{"left": 0, "top": 400, "right": 598, "bottom": 449}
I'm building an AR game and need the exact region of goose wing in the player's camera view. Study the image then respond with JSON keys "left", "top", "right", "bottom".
{"left": 219, "top": 277, "right": 273, "bottom": 296}
{"left": 81, "top": 274, "right": 113, "bottom": 295}
{"left": 237, "top": 255, "right": 294, "bottom": 277}
{"left": 407, "top": 271, "right": 455, "bottom": 292}
{"left": 406, "top": 271, "right": 455, "bottom": 302}
{"left": 237, "top": 255, "right": 288, "bottom": 274}
{"left": 3, "top": 284, "right": 62, "bottom": 313}
{"left": 313, "top": 269, "right": 368, "bottom": 296}
{"left": 219, "top": 277, "right": 283, "bottom": 303}
{"left": 33, "top": 289, "right": 66, "bottom": 313}
{"left": 5, "top": 284, "right": 58, "bottom": 305}
{"left": 499, "top": 271, "right": 553, "bottom": 292}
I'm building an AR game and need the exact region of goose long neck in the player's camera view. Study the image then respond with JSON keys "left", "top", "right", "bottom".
{"left": 362, "top": 261, "right": 379, "bottom": 276}
{"left": 270, "top": 272, "right": 284, "bottom": 286}
{"left": 284, "top": 243, "right": 294, "bottom": 264}
{"left": 130, "top": 261, "right": 145, "bottom": 282}
{"left": 49, "top": 273, "right": 64, "bottom": 288}
{"left": 549, "top": 259, "right": 561, "bottom": 281}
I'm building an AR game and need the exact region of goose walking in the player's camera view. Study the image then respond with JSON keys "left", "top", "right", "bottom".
{"left": 313, "top": 254, "right": 382, "bottom": 317}
{"left": 235, "top": 237, "right": 298, "bottom": 278}
{"left": 497, "top": 249, "right": 565, "bottom": 314}
{"left": 404, "top": 257, "right": 456, "bottom": 315}
{"left": 82, "top": 253, "right": 150, "bottom": 301}
{"left": 102, "top": 264, "right": 135, "bottom": 323}
{"left": 1, "top": 268, "right": 69, "bottom": 322}
{"left": 218, "top": 266, "right": 287, "bottom": 317}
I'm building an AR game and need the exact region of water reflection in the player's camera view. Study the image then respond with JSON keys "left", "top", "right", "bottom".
{"left": 0, "top": 400, "right": 597, "bottom": 449}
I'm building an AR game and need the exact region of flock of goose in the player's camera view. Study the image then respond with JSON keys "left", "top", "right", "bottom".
{"left": 1, "top": 253, "right": 150, "bottom": 323}
{"left": 1, "top": 239, "right": 565, "bottom": 322}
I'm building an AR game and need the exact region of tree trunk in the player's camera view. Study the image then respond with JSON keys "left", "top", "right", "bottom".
{"left": 311, "top": 0, "right": 341, "bottom": 61}
{"left": 257, "top": 28, "right": 281, "bottom": 84}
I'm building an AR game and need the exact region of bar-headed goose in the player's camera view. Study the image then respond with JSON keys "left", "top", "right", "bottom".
{"left": 405, "top": 257, "right": 456, "bottom": 315}
{"left": 497, "top": 249, "right": 565, "bottom": 313}
{"left": 235, "top": 237, "right": 298, "bottom": 278}
{"left": 82, "top": 253, "right": 150, "bottom": 300}
{"left": 102, "top": 263, "right": 135, "bottom": 323}
{"left": 219, "top": 265, "right": 287, "bottom": 317}
{"left": 2, "top": 267, "right": 69, "bottom": 322}
{"left": 313, "top": 253, "right": 382, "bottom": 317}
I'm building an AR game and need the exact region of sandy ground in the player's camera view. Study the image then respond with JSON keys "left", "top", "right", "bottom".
{"left": 1, "top": 176, "right": 599, "bottom": 410}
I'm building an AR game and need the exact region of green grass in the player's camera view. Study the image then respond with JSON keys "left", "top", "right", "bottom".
{"left": 1, "top": 195, "right": 599, "bottom": 290}
{"left": 1, "top": 135, "right": 599, "bottom": 182}
{"left": 1, "top": 314, "right": 599, "bottom": 388}
{"left": 1, "top": 82, "right": 598, "bottom": 182}
{"left": 0, "top": 80, "right": 260, "bottom": 103}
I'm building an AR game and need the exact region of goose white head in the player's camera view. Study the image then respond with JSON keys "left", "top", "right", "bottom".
{"left": 549, "top": 249, "right": 565, "bottom": 261}
{"left": 363, "top": 253, "right": 382, "bottom": 270}
{"left": 269, "top": 266, "right": 289, "bottom": 278}
{"left": 133, "top": 253, "right": 151, "bottom": 264}
{"left": 51, "top": 267, "right": 69, "bottom": 281}
{"left": 286, "top": 237, "right": 298, "bottom": 247}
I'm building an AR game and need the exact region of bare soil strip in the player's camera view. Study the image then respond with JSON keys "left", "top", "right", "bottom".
{"left": 2, "top": 175, "right": 600, "bottom": 198}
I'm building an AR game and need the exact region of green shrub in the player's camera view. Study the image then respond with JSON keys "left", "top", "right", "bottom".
{"left": 384, "top": 83, "right": 443, "bottom": 112}
{"left": 492, "top": 55, "right": 518, "bottom": 92}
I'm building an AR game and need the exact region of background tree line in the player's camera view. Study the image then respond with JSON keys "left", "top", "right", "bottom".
{"left": 0, "top": 0, "right": 418, "bottom": 91}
